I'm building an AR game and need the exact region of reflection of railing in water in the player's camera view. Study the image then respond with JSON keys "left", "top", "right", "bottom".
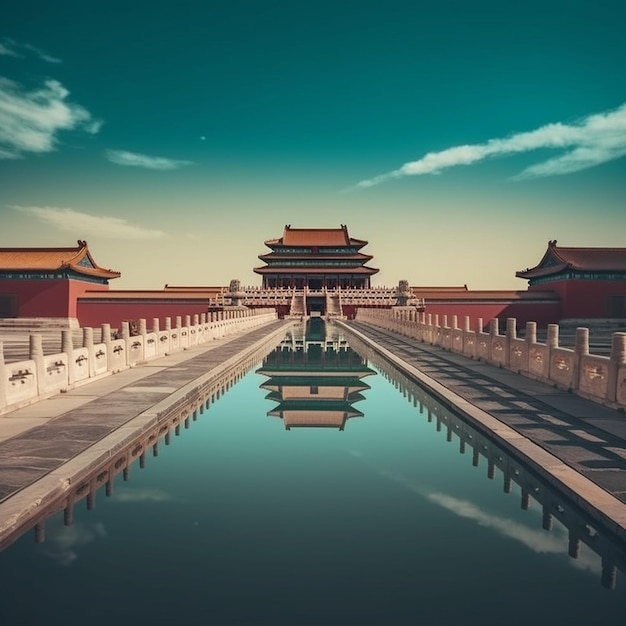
{"left": 346, "top": 332, "right": 626, "bottom": 591}
{"left": 0, "top": 344, "right": 274, "bottom": 554}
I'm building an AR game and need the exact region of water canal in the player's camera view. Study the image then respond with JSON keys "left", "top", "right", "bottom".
{"left": 1, "top": 319, "right": 626, "bottom": 625}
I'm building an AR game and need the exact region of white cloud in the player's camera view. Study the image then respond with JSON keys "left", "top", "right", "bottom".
{"left": 350, "top": 452, "right": 602, "bottom": 576}
{"left": 22, "top": 43, "right": 62, "bottom": 64}
{"left": 43, "top": 522, "right": 107, "bottom": 567}
{"left": 105, "top": 149, "right": 194, "bottom": 170}
{"left": 9, "top": 206, "right": 167, "bottom": 240}
{"left": 427, "top": 491, "right": 601, "bottom": 574}
{"left": 350, "top": 102, "right": 626, "bottom": 189}
{"left": 0, "top": 77, "right": 100, "bottom": 159}
{"left": 428, "top": 492, "right": 562, "bottom": 553}
{"left": 0, "top": 38, "right": 61, "bottom": 63}
{"left": 0, "top": 42, "right": 20, "bottom": 57}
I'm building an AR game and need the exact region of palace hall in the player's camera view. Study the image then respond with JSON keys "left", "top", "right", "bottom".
{"left": 254, "top": 224, "right": 378, "bottom": 290}
{"left": 0, "top": 229, "right": 625, "bottom": 328}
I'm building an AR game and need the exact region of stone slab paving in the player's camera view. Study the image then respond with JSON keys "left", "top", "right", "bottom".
{"left": 348, "top": 321, "right": 626, "bottom": 507}
{"left": 0, "top": 321, "right": 287, "bottom": 506}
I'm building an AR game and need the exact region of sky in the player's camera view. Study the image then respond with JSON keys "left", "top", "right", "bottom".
{"left": 1, "top": 0, "right": 625, "bottom": 290}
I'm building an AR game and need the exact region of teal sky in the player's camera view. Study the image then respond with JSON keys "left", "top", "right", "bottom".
{"left": 1, "top": 0, "right": 625, "bottom": 289}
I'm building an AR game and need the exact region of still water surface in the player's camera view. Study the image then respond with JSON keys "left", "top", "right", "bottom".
{"left": 1, "top": 321, "right": 625, "bottom": 625}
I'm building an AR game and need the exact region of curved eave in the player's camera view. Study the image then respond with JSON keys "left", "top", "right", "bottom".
{"left": 0, "top": 241, "right": 120, "bottom": 280}
{"left": 269, "top": 402, "right": 364, "bottom": 415}
{"left": 262, "top": 238, "right": 369, "bottom": 250}
{"left": 65, "top": 264, "right": 121, "bottom": 280}
{"left": 253, "top": 266, "right": 379, "bottom": 275}
{"left": 258, "top": 253, "right": 373, "bottom": 262}
{"left": 347, "top": 238, "right": 368, "bottom": 250}
{"left": 515, "top": 263, "right": 569, "bottom": 280}
{"left": 0, "top": 266, "right": 121, "bottom": 280}
{"left": 70, "top": 244, "right": 121, "bottom": 279}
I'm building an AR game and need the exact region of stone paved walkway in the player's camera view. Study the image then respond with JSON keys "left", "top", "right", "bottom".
{"left": 0, "top": 321, "right": 288, "bottom": 505}
{"left": 346, "top": 321, "right": 626, "bottom": 506}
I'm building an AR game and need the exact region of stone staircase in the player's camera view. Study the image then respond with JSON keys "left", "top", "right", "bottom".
{"left": 288, "top": 292, "right": 306, "bottom": 318}
{"left": 325, "top": 292, "right": 343, "bottom": 318}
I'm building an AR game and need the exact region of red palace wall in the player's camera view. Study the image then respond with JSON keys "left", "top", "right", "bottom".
{"left": 530, "top": 280, "right": 626, "bottom": 318}
{"left": 0, "top": 279, "right": 69, "bottom": 318}
{"left": 77, "top": 300, "right": 212, "bottom": 330}
{"left": 0, "top": 279, "right": 110, "bottom": 319}
{"left": 68, "top": 282, "right": 109, "bottom": 318}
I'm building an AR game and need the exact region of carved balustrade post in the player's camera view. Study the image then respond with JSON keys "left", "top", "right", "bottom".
{"left": 62, "top": 329, "right": 75, "bottom": 385}
{"left": 607, "top": 332, "right": 626, "bottom": 403}
{"left": 0, "top": 341, "right": 7, "bottom": 409}
{"left": 30, "top": 333, "right": 45, "bottom": 395}
{"left": 83, "top": 326, "right": 95, "bottom": 376}
{"left": 121, "top": 321, "right": 131, "bottom": 366}
{"left": 506, "top": 318, "right": 516, "bottom": 368}
{"left": 546, "top": 323, "right": 559, "bottom": 348}
{"left": 488, "top": 318, "right": 499, "bottom": 363}
{"left": 101, "top": 323, "right": 111, "bottom": 345}
{"left": 573, "top": 327, "right": 589, "bottom": 391}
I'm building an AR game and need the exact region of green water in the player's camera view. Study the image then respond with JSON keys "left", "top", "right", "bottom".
{"left": 0, "top": 321, "right": 625, "bottom": 625}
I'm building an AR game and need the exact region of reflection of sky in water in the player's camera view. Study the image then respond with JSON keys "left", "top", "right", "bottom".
{"left": 0, "top": 325, "right": 625, "bottom": 625}
{"left": 42, "top": 521, "right": 107, "bottom": 567}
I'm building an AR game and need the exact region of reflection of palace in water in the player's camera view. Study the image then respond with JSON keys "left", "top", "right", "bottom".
{"left": 256, "top": 319, "right": 376, "bottom": 430}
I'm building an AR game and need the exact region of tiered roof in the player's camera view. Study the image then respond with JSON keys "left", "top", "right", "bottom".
{"left": 0, "top": 240, "right": 120, "bottom": 281}
{"left": 264, "top": 224, "right": 368, "bottom": 249}
{"left": 254, "top": 225, "right": 379, "bottom": 277}
{"left": 516, "top": 240, "right": 626, "bottom": 280}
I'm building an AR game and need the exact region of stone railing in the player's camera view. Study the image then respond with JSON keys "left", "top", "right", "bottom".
{"left": 217, "top": 286, "right": 425, "bottom": 309}
{"left": 218, "top": 286, "right": 294, "bottom": 306}
{"left": 0, "top": 309, "right": 277, "bottom": 415}
{"left": 336, "top": 288, "right": 420, "bottom": 306}
{"left": 355, "top": 308, "right": 626, "bottom": 410}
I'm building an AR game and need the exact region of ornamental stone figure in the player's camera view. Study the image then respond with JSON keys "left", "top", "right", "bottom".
{"left": 228, "top": 279, "right": 244, "bottom": 307}
{"left": 395, "top": 279, "right": 411, "bottom": 306}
